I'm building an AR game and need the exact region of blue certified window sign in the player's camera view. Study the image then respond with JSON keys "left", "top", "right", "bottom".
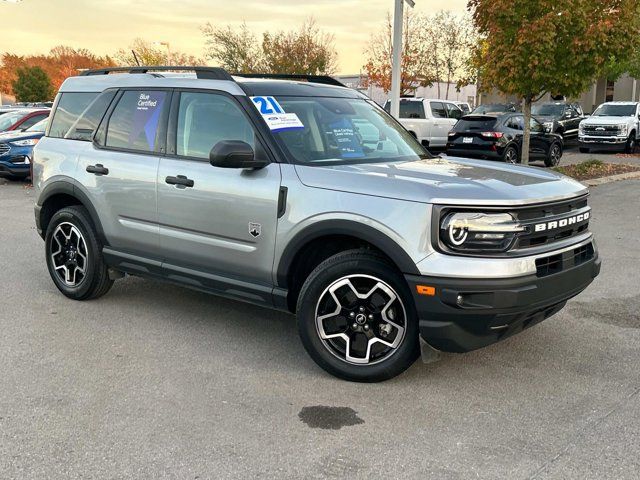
{"left": 251, "top": 96, "right": 304, "bottom": 132}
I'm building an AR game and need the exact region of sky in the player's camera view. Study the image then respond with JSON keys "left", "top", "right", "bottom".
{"left": 0, "top": 0, "right": 467, "bottom": 74}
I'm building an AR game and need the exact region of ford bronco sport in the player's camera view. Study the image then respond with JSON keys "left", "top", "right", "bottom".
{"left": 33, "top": 67, "right": 600, "bottom": 382}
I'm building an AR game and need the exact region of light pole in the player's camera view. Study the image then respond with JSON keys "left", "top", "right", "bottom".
{"left": 389, "top": 0, "right": 415, "bottom": 119}
{"left": 154, "top": 41, "right": 172, "bottom": 65}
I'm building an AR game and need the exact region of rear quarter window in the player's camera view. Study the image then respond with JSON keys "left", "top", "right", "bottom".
{"left": 48, "top": 92, "right": 100, "bottom": 138}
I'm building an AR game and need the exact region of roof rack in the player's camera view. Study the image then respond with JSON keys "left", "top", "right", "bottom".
{"left": 79, "top": 66, "right": 234, "bottom": 81}
{"left": 233, "top": 73, "right": 345, "bottom": 87}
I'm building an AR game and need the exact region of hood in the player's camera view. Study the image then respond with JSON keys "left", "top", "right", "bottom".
{"left": 0, "top": 131, "right": 44, "bottom": 143}
{"left": 581, "top": 116, "right": 633, "bottom": 125}
{"left": 294, "top": 156, "right": 587, "bottom": 206}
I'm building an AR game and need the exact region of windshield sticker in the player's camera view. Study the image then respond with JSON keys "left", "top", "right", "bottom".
{"left": 251, "top": 96, "right": 305, "bottom": 132}
{"left": 328, "top": 118, "right": 364, "bottom": 158}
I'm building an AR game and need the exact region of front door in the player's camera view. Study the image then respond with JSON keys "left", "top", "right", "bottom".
{"left": 157, "top": 91, "right": 281, "bottom": 290}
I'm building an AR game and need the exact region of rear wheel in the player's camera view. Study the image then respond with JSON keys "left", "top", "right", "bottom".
{"left": 503, "top": 145, "right": 519, "bottom": 164}
{"left": 45, "top": 206, "right": 113, "bottom": 300}
{"left": 545, "top": 142, "right": 562, "bottom": 167}
{"left": 296, "top": 250, "right": 420, "bottom": 382}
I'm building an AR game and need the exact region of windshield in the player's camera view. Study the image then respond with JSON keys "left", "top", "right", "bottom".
{"left": 270, "top": 97, "right": 428, "bottom": 165}
{"left": 532, "top": 104, "right": 564, "bottom": 116}
{"left": 472, "top": 104, "right": 515, "bottom": 114}
{"left": 592, "top": 104, "right": 637, "bottom": 117}
{"left": 0, "top": 111, "right": 25, "bottom": 131}
{"left": 27, "top": 117, "right": 49, "bottom": 133}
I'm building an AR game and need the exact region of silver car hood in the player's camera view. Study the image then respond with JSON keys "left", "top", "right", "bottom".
{"left": 294, "top": 156, "right": 587, "bottom": 206}
{"left": 581, "top": 116, "right": 633, "bottom": 125}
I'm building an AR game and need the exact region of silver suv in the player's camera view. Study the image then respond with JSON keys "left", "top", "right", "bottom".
{"left": 33, "top": 67, "right": 600, "bottom": 382}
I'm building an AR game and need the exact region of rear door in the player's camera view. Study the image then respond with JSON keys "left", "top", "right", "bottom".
{"left": 157, "top": 90, "right": 281, "bottom": 289}
{"left": 75, "top": 89, "right": 169, "bottom": 258}
{"left": 429, "top": 101, "right": 450, "bottom": 147}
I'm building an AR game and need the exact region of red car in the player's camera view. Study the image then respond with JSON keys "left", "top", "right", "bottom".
{"left": 0, "top": 109, "right": 50, "bottom": 133}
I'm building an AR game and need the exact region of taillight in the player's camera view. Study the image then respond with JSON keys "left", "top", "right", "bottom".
{"left": 481, "top": 132, "right": 504, "bottom": 139}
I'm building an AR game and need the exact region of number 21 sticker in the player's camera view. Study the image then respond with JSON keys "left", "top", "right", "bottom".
{"left": 251, "top": 96, "right": 285, "bottom": 115}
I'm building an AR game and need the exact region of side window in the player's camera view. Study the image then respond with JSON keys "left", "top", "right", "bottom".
{"left": 105, "top": 90, "right": 168, "bottom": 152}
{"left": 530, "top": 118, "right": 543, "bottom": 132}
{"left": 399, "top": 101, "right": 425, "bottom": 119}
{"left": 19, "top": 113, "right": 48, "bottom": 130}
{"left": 506, "top": 116, "right": 524, "bottom": 130}
{"left": 49, "top": 92, "right": 99, "bottom": 138}
{"left": 65, "top": 90, "right": 117, "bottom": 141}
{"left": 430, "top": 102, "right": 446, "bottom": 118}
{"left": 176, "top": 92, "right": 255, "bottom": 159}
{"left": 445, "top": 103, "right": 462, "bottom": 120}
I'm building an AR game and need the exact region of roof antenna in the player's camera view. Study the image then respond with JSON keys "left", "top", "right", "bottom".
{"left": 132, "top": 50, "right": 141, "bottom": 67}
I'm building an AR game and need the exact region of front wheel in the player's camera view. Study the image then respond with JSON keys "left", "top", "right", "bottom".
{"left": 625, "top": 133, "right": 637, "bottom": 153}
{"left": 45, "top": 206, "right": 114, "bottom": 300}
{"left": 545, "top": 142, "right": 562, "bottom": 167}
{"left": 296, "top": 250, "right": 420, "bottom": 382}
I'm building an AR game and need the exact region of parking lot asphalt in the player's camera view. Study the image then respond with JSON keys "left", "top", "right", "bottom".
{"left": 0, "top": 178, "right": 638, "bottom": 479}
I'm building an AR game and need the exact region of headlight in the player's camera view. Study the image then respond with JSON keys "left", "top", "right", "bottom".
{"left": 440, "top": 212, "right": 525, "bottom": 252}
{"left": 618, "top": 124, "right": 628, "bottom": 137}
{"left": 11, "top": 138, "right": 39, "bottom": 147}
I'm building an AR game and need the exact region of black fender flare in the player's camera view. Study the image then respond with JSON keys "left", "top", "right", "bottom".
{"left": 276, "top": 219, "right": 420, "bottom": 287}
{"left": 37, "top": 179, "right": 107, "bottom": 243}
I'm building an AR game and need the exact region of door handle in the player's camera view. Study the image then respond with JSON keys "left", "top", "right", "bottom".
{"left": 86, "top": 164, "right": 109, "bottom": 176}
{"left": 165, "top": 175, "right": 194, "bottom": 188}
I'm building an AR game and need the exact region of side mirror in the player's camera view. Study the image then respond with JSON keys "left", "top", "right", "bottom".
{"left": 209, "top": 140, "right": 268, "bottom": 169}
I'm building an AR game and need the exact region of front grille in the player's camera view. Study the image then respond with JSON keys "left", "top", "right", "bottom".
{"left": 536, "top": 243, "right": 595, "bottom": 277}
{"left": 0, "top": 143, "right": 10, "bottom": 156}
{"left": 512, "top": 196, "right": 590, "bottom": 250}
{"left": 582, "top": 125, "right": 621, "bottom": 137}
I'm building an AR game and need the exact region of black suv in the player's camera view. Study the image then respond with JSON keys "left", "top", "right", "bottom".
{"left": 532, "top": 102, "right": 584, "bottom": 141}
{"left": 446, "top": 113, "right": 564, "bottom": 166}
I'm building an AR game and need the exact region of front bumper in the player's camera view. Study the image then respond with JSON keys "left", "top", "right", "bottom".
{"left": 0, "top": 160, "right": 30, "bottom": 177}
{"left": 579, "top": 136, "right": 627, "bottom": 150}
{"left": 405, "top": 246, "right": 600, "bottom": 353}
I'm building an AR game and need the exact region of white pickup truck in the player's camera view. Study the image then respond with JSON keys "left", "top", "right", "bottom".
{"left": 579, "top": 101, "right": 640, "bottom": 153}
{"left": 384, "top": 98, "right": 463, "bottom": 149}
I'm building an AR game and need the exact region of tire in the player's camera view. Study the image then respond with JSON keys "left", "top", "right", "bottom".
{"left": 45, "top": 206, "right": 114, "bottom": 301}
{"left": 296, "top": 250, "right": 420, "bottom": 382}
{"left": 503, "top": 145, "right": 519, "bottom": 164}
{"left": 544, "top": 142, "right": 562, "bottom": 167}
{"left": 625, "top": 132, "right": 636, "bottom": 154}
{"left": 579, "top": 147, "right": 590, "bottom": 154}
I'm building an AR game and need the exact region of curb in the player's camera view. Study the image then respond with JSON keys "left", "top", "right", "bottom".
{"left": 581, "top": 170, "right": 640, "bottom": 187}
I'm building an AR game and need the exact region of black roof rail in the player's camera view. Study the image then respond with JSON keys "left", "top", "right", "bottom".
{"left": 233, "top": 73, "right": 345, "bottom": 87}
{"left": 78, "top": 66, "right": 234, "bottom": 81}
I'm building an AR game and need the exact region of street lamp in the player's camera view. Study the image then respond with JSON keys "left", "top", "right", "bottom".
{"left": 153, "top": 41, "right": 172, "bottom": 65}
{"left": 390, "top": 0, "right": 415, "bottom": 119}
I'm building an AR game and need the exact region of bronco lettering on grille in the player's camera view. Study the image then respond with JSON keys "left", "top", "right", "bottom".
{"left": 533, "top": 212, "right": 590, "bottom": 232}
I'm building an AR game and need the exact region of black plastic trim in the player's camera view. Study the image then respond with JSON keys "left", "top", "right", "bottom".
{"left": 277, "top": 186, "right": 288, "bottom": 218}
{"left": 276, "top": 220, "right": 420, "bottom": 287}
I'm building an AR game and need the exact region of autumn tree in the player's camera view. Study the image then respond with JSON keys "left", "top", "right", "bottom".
{"left": 114, "top": 39, "right": 204, "bottom": 66}
{"left": 202, "top": 18, "right": 338, "bottom": 75}
{"left": 363, "top": 11, "right": 433, "bottom": 95}
{"left": 469, "top": 0, "right": 640, "bottom": 164}
{"left": 424, "top": 12, "right": 477, "bottom": 99}
{"left": 12, "top": 66, "right": 54, "bottom": 102}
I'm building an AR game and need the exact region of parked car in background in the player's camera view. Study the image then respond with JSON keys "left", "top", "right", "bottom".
{"left": 384, "top": 97, "right": 463, "bottom": 149}
{"left": 0, "top": 109, "right": 50, "bottom": 133}
{"left": 578, "top": 101, "right": 640, "bottom": 153}
{"left": 454, "top": 101, "right": 471, "bottom": 115}
{"left": 532, "top": 102, "right": 584, "bottom": 141}
{"left": 0, "top": 117, "right": 48, "bottom": 180}
{"left": 471, "top": 103, "right": 519, "bottom": 115}
{"left": 446, "top": 113, "right": 564, "bottom": 167}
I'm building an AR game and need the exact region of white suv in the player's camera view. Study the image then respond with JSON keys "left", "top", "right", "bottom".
{"left": 385, "top": 98, "right": 463, "bottom": 149}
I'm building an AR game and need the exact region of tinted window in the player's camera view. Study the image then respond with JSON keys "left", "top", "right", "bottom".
{"left": 398, "top": 101, "right": 425, "bottom": 119}
{"left": 505, "top": 116, "right": 524, "bottom": 130}
{"left": 49, "top": 93, "right": 99, "bottom": 138}
{"left": 530, "top": 118, "right": 544, "bottom": 132}
{"left": 106, "top": 90, "right": 168, "bottom": 152}
{"left": 445, "top": 103, "right": 462, "bottom": 119}
{"left": 65, "top": 90, "right": 117, "bottom": 141}
{"left": 532, "top": 104, "right": 565, "bottom": 117}
{"left": 430, "top": 102, "right": 446, "bottom": 118}
{"left": 18, "top": 113, "right": 48, "bottom": 130}
{"left": 176, "top": 92, "right": 255, "bottom": 159}
{"left": 453, "top": 117, "right": 497, "bottom": 131}
{"left": 592, "top": 104, "right": 637, "bottom": 117}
